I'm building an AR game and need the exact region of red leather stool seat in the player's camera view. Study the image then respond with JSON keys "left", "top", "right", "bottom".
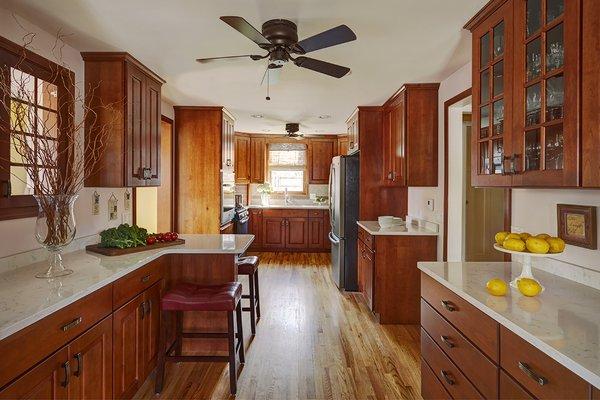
{"left": 161, "top": 282, "right": 242, "bottom": 312}
{"left": 237, "top": 256, "right": 259, "bottom": 275}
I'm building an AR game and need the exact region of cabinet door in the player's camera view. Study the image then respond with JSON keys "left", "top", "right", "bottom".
{"left": 499, "top": 370, "right": 534, "bottom": 400}
{"left": 512, "top": 0, "right": 580, "bottom": 186}
{"left": 113, "top": 293, "right": 145, "bottom": 400}
{"left": 69, "top": 316, "right": 113, "bottom": 400}
{"left": 249, "top": 209, "right": 263, "bottom": 248}
{"left": 358, "top": 240, "right": 374, "bottom": 310}
{"left": 471, "top": 0, "right": 514, "bottom": 186}
{"left": 126, "top": 64, "right": 147, "bottom": 187}
{"left": 0, "top": 347, "right": 69, "bottom": 400}
{"left": 250, "top": 137, "right": 266, "bottom": 183}
{"left": 262, "top": 217, "right": 285, "bottom": 248}
{"left": 144, "top": 77, "right": 161, "bottom": 186}
{"left": 308, "top": 139, "right": 336, "bottom": 184}
{"left": 235, "top": 135, "right": 251, "bottom": 183}
{"left": 337, "top": 137, "right": 349, "bottom": 156}
{"left": 382, "top": 97, "right": 406, "bottom": 186}
{"left": 286, "top": 217, "right": 309, "bottom": 249}
{"left": 308, "top": 217, "right": 324, "bottom": 249}
{"left": 222, "top": 113, "right": 235, "bottom": 170}
{"left": 142, "top": 281, "right": 161, "bottom": 377}
{"left": 347, "top": 112, "right": 359, "bottom": 154}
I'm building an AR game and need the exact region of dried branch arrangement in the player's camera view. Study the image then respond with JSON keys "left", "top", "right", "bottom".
{"left": 0, "top": 31, "right": 121, "bottom": 248}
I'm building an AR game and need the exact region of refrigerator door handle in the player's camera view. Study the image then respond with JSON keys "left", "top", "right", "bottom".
{"left": 328, "top": 231, "right": 340, "bottom": 245}
{"left": 328, "top": 163, "right": 335, "bottom": 228}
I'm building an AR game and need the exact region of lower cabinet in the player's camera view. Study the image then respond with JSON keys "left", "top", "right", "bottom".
{"left": 262, "top": 216, "right": 286, "bottom": 249}
{"left": 248, "top": 209, "right": 263, "bottom": 250}
{"left": 285, "top": 217, "right": 309, "bottom": 249}
{"left": 358, "top": 238, "right": 374, "bottom": 310}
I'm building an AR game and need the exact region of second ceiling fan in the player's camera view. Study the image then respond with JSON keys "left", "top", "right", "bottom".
{"left": 197, "top": 16, "right": 357, "bottom": 80}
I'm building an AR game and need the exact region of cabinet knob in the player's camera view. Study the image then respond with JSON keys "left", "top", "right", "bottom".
{"left": 440, "top": 300, "right": 457, "bottom": 312}
{"left": 440, "top": 335, "right": 455, "bottom": 348}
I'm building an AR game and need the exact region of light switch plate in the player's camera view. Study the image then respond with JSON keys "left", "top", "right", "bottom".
{"left": 426, "top": 199, "right": 434, "bottom": 211}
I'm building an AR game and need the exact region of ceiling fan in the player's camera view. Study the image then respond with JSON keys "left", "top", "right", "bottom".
{"left": 196, "top": 16, "right": 357, "bottom": 81}
{"left": 285, "top": 123, "right": 303, "bottom": 140}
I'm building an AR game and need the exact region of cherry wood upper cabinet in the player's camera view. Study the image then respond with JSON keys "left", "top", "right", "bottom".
{"left": 250, "top": 137, "right": 266, "bottom": 183}
{"left": 382, "top": 83, "right": 439, "bottom": 187}
{"left": 222, "top": 112, "right": 235, "bottom": 171}
{"left": 346, "top": 110, "right": 359, "bottom": 154}
{"left": 234, "top": 134, "right": 251, "bottom": 184}
{"left": 82, "top": 52, "right": 165, "bottom": 187}
{"left": 467, "top": 0, "right": 514, "bottom": 187}
{"left": 337, "top": 136, "right": 349, "bottom": 156}
{"left": 308, "top": 138, "right": 336, "bottom": 184}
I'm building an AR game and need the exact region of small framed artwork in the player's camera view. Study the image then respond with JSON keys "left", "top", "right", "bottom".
{"left": 557, "top": 204, "right": 597, "bottom": 249}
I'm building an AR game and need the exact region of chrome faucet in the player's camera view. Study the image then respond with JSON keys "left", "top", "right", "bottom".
{"left": 284, "top": 188, "right": 292, "bottom": 205}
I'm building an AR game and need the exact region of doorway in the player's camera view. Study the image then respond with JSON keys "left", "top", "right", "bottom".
{"left": 135, "top": 116, "right": 174, "bottom": 233}
{"left": 444, "top": 91, "right": 509, "bottom": 262}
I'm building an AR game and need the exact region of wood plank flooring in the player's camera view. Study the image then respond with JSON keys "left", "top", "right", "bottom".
{"left": 135, "top": 252, "right": 422, "bottom": 399}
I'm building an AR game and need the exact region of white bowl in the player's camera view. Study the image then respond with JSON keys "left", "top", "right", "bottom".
{"left": 378, "top": 216, "right": 404, "bottom": 228}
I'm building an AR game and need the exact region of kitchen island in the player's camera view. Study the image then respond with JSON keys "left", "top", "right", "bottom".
{"left": 418, "top": 261, "right": 600, "bottom": 398}
{"left": 0, "top": 234, "right": 254, "bottom": 398}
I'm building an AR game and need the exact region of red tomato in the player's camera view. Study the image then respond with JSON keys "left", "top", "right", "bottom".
{"left": 146, "top": 236, "right": 156, "bottom": 245}
{"left": 171, "top": 232, "right": 179, "bottom": 241}
{"left": 156, "top": 233, "right": 164, "bottom": 242}
{"left": 167, "top": 232, "right": 175, "bottom": 241}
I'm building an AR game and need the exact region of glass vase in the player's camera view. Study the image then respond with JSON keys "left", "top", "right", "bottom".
{"left": 260, "top": 193, "right": 270, "bottom": 206}
{"left": 34, "top": 194, "right": 78, "bottom": 279}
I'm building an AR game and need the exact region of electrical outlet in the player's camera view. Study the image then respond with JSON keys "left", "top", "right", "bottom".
{"left": 426, "top": 199, "right": 434, "bottom": 211}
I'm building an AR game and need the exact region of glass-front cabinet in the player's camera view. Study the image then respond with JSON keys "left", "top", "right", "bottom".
{"left": 512, "top": 0, "right": 579, "bottom": 186}
{"left": 470, "top": 0, "right": 513, "bottom": 186}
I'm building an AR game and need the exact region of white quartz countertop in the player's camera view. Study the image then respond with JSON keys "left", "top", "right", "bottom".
{"left": 0, "top": 234, "right": 254, "bottom": 341}
{"left": 357, "top": 221, "right": 438, "bottom": 236}
{"left": 418, "top": 261, "right": 600, "bottom": 388}
{"left": 248, "top": 204, "right": 329, "bottom": 210}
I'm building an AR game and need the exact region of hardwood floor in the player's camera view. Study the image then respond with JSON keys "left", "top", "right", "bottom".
{"left": 135, "top": 252, "right": 422, "bottom": 399}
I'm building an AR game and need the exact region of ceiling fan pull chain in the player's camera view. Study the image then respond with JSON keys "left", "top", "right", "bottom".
{"left": 266, "top": 69, "right": 271, "bottom": 101}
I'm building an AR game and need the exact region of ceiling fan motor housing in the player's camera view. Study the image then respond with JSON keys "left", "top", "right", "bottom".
{"left": 261, "top": 19, "right": 298, "bottom": 47}
{"left": 285, "top": 123, "right": 300, "bottom": 134}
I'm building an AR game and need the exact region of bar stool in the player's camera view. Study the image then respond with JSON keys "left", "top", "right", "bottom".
{"left": 154, "top": 282, "right": 245, "bottom": 395}
{"left": 236, "top": 256, "right": 261, "bottom": 335}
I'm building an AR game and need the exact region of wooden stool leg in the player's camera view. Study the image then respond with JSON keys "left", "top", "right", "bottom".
{"left": 254, "top": 268, "right": 261, "bottom": 321}
{"left": 175, "top": 311, "right": 183, "bottom": 356}
{"left": 236, "top": 301, "right": 245, "bottom": 364}
{"left": 154, "top": 310, "right": 168, "bottom": 394}
{"left": 248, "top": 274, "right": 257, "bottom": 335}
{"left": 227, "top": 310, "right": 237, "bottom": 395}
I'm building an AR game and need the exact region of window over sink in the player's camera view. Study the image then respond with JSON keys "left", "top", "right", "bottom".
{"left": 267, "top": 142, "right": 307, "bottom": 193}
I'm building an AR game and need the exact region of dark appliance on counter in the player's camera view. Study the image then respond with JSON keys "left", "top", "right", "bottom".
{"left": 233, "top": 194, "right": 249, "bottom": 234}
{"left": 329, "top": 153, "right": 359, "bottom": 291}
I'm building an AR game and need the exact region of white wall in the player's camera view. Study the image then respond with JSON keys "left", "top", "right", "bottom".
{"left": 408, "top": 62, "right": 472, "bottom": 260}
{"left": 0, "top": 10, "right": 133, "bottom": 259}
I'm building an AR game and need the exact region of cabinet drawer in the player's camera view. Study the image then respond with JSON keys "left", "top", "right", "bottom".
{"left": 263, "top": 209, "right": 308, "bottom": 218}
{"left": 113, "top": 257, "right": 165, "bottom": 309}
{"left": 420, "top": 299, "right": 498, "bottom": 399}
{"left": 421, "top": 273, "right": 499, "bottom": 361}
{"left": 421, "top": 329, "right": 484, "bottom": 399}
{"left": 500, "top": 326, "right": 589, "bottom": 399}
{"left": 308, "top": 209, "right": 324, "bottom": 218}
{"left": 358, "top": 226, "right": 374, "bottom": 251}
{"left": 0, "top": 284, "right": 112, "bottom": 389}
{"left": 421, "top": 357, "right": 451, "bottom": 400}
{"left": 500, "top": 370, "right": 535, "bottom": 400}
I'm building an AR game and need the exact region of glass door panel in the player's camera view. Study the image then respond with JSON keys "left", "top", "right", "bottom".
{"left": 546, "top": 0, "right": 564, "bottom": 22}
{"left": 493, "top": 61, "right": 504, "bottom": 96}
{"left": 492, "top": 139, "right": 504, "bottom": 174}
{"left": 546, "top": 23, "right": 564, "bottom": 72}
{"left": 526, "top": 83, "right": 541, "bottom": 126}
{"left": 480, "top": 105, "right": 490, "bottom": 138}
{"left": 493, "top": 22, "right": 505, "bottom": 57}
{"left": 526, "top": 38, "right": 542, "bottom": 81}
{"left": 546, "top": 74, "right": 564, "bottom": 121}
{"left": 525, "top": 129, "right": 541, "bottom": 171}
{"left": 480, "top": 142, "right": 490, "bottom": 174}
{"left": 545, "top": 125, "right": 564, "bottom": 170}
{"left": 481, "top": 33, "right": 490, "bottom": 66}
{"left": 493, "top": 100, "right": 504, "bottom": 135}
{"left": 480, "top": 69, "right": 490, "bottom": 102}
{"left": 527, "top": 0, "right": 542, "bottom": 37}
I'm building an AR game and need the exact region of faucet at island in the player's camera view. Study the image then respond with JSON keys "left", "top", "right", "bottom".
{"left": 284, "top": 187, "right": 292, "bottom": 205}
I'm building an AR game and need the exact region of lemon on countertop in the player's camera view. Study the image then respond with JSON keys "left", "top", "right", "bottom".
{"left": 526, "top": 237, "right": 550, "bottom": 254}
{"left": 486, "top": 278, "right": 508, "bottom": 296}
{"left": 517, "top": 278, "right": 543, "bottom": 297}
{"left": 519, "top": 232, "right": 532, "bottom": 241}
{"left": 536, "top": 233, "right": 551, "bottom": 239}
{"left": 505, "top": 233, "right": 522, "bottom": 241}
{"left": 546, "top": 237, "right": 566, "bottom": 253}
{"left": 503, "top": 238, "right": 526, "bottom": 252}
{"left": 495, "top": 231, "right": 510, "bottom": 245}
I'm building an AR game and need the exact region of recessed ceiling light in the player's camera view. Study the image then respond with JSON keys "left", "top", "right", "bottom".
{"left": 318, "top": 114, "right": 331, "bottom": 119}
{"left": 262, "top": 129, "right": 271, "bottom": 132}
{"left": 251, "top": 114, "right": 264, "bottom": 119}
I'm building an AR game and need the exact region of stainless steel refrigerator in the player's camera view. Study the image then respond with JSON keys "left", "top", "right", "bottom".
{"left": 328, "top": 153, "right": 359, "bottom": 291}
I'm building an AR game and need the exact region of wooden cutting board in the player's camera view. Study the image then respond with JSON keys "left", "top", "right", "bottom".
{"left": 85, "top": 239, "right": 185, "bottom": 256}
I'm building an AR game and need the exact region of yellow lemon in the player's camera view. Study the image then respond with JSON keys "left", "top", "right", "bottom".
{"left": 526, "top": 237, "right": 550, "bottom": 254}
{"left": 505, "top": 233, "right": 522, "bottom": 241}
{"left": 503, "top": 238, "right": 526, "bottom": 252}
{"left": 519, "top": 232, "right": 532, "bottom": 241}
{"left": 546, "top": 237, "right": 566, "bottom": 253}
{"left": 536, "top": 233, "right": 551, "bottom": 240}
{"left": 486, "top": 278, "right": 508, "bottom": 296}
{"left": 517, "top": 278, "right": 543, "bottom": 297}
{"left": 495, "top": 231, "right": 510, "bottom": 245}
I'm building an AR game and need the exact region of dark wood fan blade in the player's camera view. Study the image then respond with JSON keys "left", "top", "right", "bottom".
{"left": 296, "top": 25, "right": 357, "bottom": 54}
{"left": 196, "top": 54, "right": 265, "bottom": 63}
{"left": 294, "top": 56, "right": 350, "bottom": 78}
{"left": 220, "top": 16, "right": 271, "bottom": 46}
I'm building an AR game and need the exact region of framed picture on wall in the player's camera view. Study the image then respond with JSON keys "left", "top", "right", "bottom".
{"left": 557, "top": 204, "right": 597, "bottom": 249}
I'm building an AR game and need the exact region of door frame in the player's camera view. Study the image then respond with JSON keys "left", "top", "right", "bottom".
{"left": 133, "top": 115, "right": 175, "bottom": 230}
{"left": 443, "top": 88, "right": 512, "bottom": 261}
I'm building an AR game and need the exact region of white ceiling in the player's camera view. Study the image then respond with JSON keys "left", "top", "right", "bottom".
{"left": 5, "top": 0, "right": 486, "bottom": 134}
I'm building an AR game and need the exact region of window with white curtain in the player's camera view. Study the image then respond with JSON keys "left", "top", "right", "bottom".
{"left": 268, "top": 142, "right": 307, "bottom": 193}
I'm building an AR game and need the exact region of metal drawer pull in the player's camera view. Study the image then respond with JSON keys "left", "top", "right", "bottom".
{"left": 441, "top": 300, "right": 457, "bottom": 312}
{"left": 518, "top": 362, "right": 548, "bottom": 386}
{"left": 140, "top": 302, "right": 146, "bottom": 319}
{"left": 61, "top": 317, "right": 83, "bottom": 332}
{"left": 440, "top": 370, "right": 455, "bottom": 386}
{"left": 440, "top": 335, "right": 455, "bottom": 348}
{"left": 61, "top": 360, "right": 70, "bottom": 387}
{"left": 74, "top": 352, "right": 83, "bottom": 377}
{"left": 141, "top": 275, "right": 150, "bottom": 283}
